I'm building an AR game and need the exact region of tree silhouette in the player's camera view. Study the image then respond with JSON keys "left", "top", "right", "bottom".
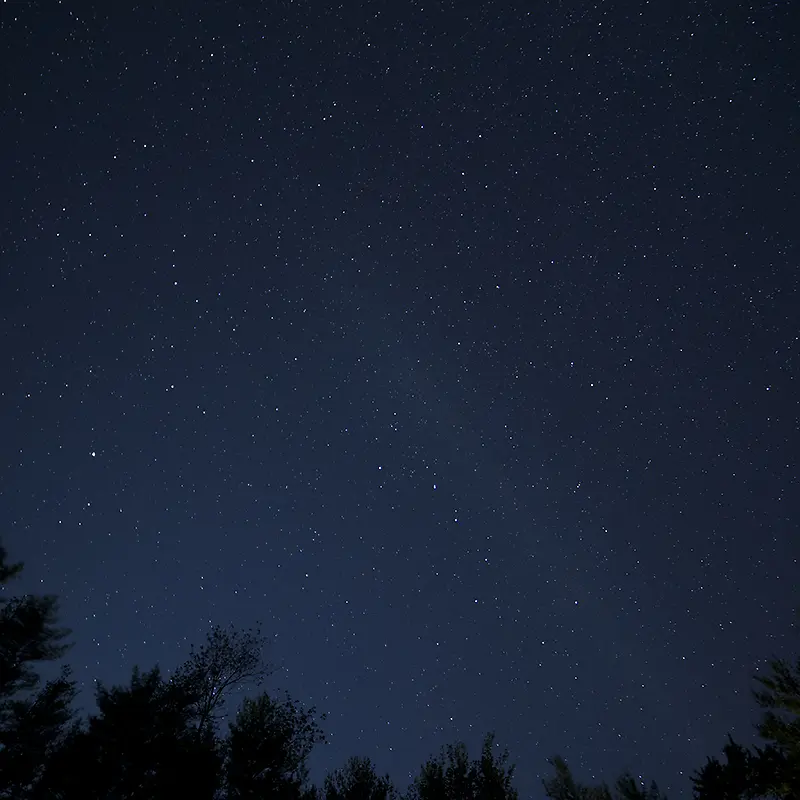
{"left": 36, "top": 664, "right": 222, "bottom": 799}
{"left": 26, "top": 532, "right": 800, "bottom": 800}
{"left": 691, "top": 735, "right": 789, "bottom": 799}
{"left": 0, "top": 666, "right": 77, "bottom": 799}
{"left": 32, "top": 613, "right": 326, "bottom": 800}
{"left": 0, "top": 541, "right": 77, "bottom": 799}
{"left": 612, "top": 773, "right": 668, "bottom": 800}
{"left": 224, "top": 690, "right": 326, "bottom": 799}
{"left": 542, "top": 756, "right": 666, "bottom": 800}
{"left": 324, "top": 755, "right": 396, "bottom": 800}
{"left": 473, "top": 733, "right": 518, "bottom": 800}
{"left": 542, "top": 756, "right": 609, "bottom": 800}
{"left": 753, "top": 654, "right": 800, "bottom": 770}
{"left": 408, "top": 732, "right": 518, "bottom": 800}
{"left": 692, "top": 648, "right": 800, "bottom": 799}
{"left": 170, "top": 622, "right": 274, "bottom": 734}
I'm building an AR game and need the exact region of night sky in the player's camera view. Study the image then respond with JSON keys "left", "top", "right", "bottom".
{"left": 1, "top": 1, "right": 798, "bottom": 797}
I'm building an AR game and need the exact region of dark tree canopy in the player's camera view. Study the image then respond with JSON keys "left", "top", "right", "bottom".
{"left": 0, "top": 542, "right": 77, "bottom": 800}
{"left": 225, "top": 690, "right": 326, "bottom": 799}
{"left": 0, "top": 547, "right": 72, "bottom": 699}
{"left": 692, "top": 650, "right": 800, "bottom": 800}
{"left": 753, "top": 655, "right": 800, "bottom": 766}
{"left": 34, "top": 628, "right": 323, "bottom": 800}
{"left": 542, "top": 755, "right": 666, "bottom": 800}
{"left": 170, "top": 622, "right": 274, "bottom": 734}
{"left": 408, "top": 733, "right": 518, "bottom": 800}
{"left": 37, "top": 664, "right": 221, "bottom": 800}
{"left": 324, "top": 755, "right": 396, "bottom": 800}
{"left": 3, "top": 535, "right": 797, "bottom": 800}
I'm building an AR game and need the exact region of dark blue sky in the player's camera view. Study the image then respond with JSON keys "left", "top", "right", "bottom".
{"left": 1, "top": 1, "right": 797, "bottom": 797}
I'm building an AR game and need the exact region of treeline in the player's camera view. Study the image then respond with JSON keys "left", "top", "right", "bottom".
{"left": 0, "top": 541, "right": 797, "bottom": 799}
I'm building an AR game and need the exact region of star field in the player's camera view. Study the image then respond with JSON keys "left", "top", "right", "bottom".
{"left": 1, "top": 2, "right": 797, "bottom": 797}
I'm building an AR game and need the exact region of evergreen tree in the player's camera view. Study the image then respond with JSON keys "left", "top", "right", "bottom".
{"left": 37, "top": 623, "right": 274, "bottom": 798}
{"left": 542, "top": 756, "right": 611, "bottom": 800}
{"left": 474, "top": 733, "right": 518, "bottom": 800}
{"left": 324, "top": 755, "right": 396, "bottom": 800}
{"left": 224, "top": 690, "right": 326, "bottom": 799}
{"left": 0, "top": 666, "right": 77, "bottom": 799}
{"left": 542, "top": 756, "right": 666, "bottom": 800}
{"left": 613, "top": 773, "right": 668, "bottom": 800}
{"left": 752, "top": 653, "right": 800, "bottom": 789}
{"left": 692, "top": 649, "right": 800, "bottom": 799}
{"left": 408, "top": 733, "right": 518, "bottom": 800}
{"left": 36, "top": 664, "right": 222, "bottom": 799}
{"left": 0, "top": 541, "right": 77, "bottom": 799}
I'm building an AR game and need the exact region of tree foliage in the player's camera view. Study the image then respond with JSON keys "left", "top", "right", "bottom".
{"left": 225, "top": 690, "right": 326, "bottom": 799}
{"left": 0, "top": 542, "right": 77, "bottom": 799}
{"left": 324, "top": 755, "right": 396, "bottom": 800}
{"left": 37, "top": 664, "right": 221, "bottom": 799}
{"left": 5, "top": 534, "right": 799, "bottom": 800}
{"left": 542, "top": 755, "right": 666, "bottom": 800}
{"left": 753, "top": 655, "right": 800, "bottom": 764}
{"left": 409, "top": 732, "right": 518, "bottom": 800}
{"left": 692, "top": 652, "right": 800, "bottom": 799}
{"left": 170, "top": 622, "right": 274, "bottom": 734}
